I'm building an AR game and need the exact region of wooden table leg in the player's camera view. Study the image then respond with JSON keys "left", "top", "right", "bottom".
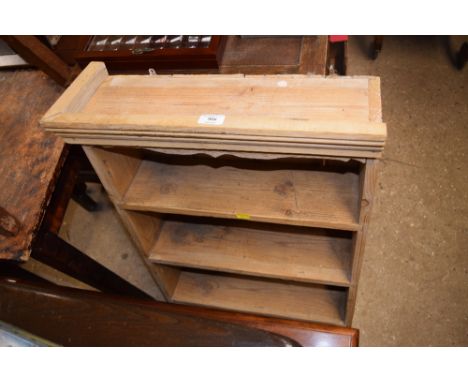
{"left": 30, "top": 145, "right": 151, "bottom": 299}
{"left": 2, "top": 36, "right": 80, "bottom": 86}
{"left": 372, "top": 36, "right": 384, "bottom": 60}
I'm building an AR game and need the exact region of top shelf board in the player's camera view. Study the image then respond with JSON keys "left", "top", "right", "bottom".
{"left": 41, "top": 62, "right": 386, "bottom": 158}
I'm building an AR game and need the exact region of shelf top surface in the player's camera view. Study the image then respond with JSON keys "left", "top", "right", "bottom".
{"left": 41, "top": 62, "right": 386, "bottom": 154}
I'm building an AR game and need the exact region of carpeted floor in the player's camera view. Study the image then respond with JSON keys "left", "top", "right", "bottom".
{"left": 348, "top": 36, "right": 468, "bottom": 346}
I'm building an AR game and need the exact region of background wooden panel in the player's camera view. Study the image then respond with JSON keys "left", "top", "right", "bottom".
{"left": 0, "top": 70, "right": 64, "bottom": 261}
{"left": 220, "top": 36, "right": 328, "bottom": 75}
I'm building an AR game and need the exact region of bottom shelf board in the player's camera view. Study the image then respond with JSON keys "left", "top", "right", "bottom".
{"left": 172, "top": 271, "right": 346, "bottom": 326}
{"left": 149, "top": 217, "right": 352, "bottom": 286}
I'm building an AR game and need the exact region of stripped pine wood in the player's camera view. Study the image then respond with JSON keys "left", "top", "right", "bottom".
{"left": 40, "top": 62, "right": 386, "bottom": 159}
{"left": 121, "top": 157, "right": 361, "bottom": 231}
{"left": 63, "top": 136, "right": 382, "bottom": 159}
{"left": 44, "top": 114, "right": 386, "bottom": 143}
{"left": 345, "top": 159, "right": 379, "bottom": 326}
{"left": 42, "top": 62, "right": 107, "bottom": 119}
{"left": 83, "top": 76, "right": 371, "bottom": 121}
{"left": 41, "top": 62, "right": 386, "bottom": 326}
{"left": 83, "top": 146, "right": 142, "bottom": 200}
{"left": 172, "top": 271, "right": 346, "bottom": 325}
{"left": 48, "top": 128, "right": 385, "bottom": 146}
{"left": 149, "top": 217, "right": 352, "bottom": 286}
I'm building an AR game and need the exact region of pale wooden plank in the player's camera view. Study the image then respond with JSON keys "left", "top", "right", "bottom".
{"left": 48, "top": 127, "right": 385, "bottom": 146}
{"left": 83, "top": 84, "right": 370, "bottom": 122}
{"left": 61, "top": 136, "right": 382, "bottom": 159}
{"left": 41, "top": 62, "right": 107, "bottom": 121}
{"left": 82, "top": 146, "right": 175, "bottom": 301}
{"left": 122, "top": 157, "right": 360, "bottom": 231}
{"left": 345, "top": 159, "right": 379, "bottom": 325}
{"left": 150, "top": 217, "right": 352, "bottom": 286}
{"left": 83, "top": 146, "right": 142, "bottom": 200}
{"left": 44, "top": 114, "right": 386, "bottom": 143}
{"left": 368, "top": 77, "right": 383, "bottom": 123}
{"left": 172, "top": 271, "right": 346, "bottom": 325}
{"left": 115, "top": 209, "right": 180, "bottom": 299}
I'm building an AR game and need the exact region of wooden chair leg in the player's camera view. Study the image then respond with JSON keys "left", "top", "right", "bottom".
{"left": 371, "top": 36, "right": 384, "bottom": 60}
{"left": 32, "top": 231, "right": 152, "bottom": 299}
{"left": 456, "top": 42, "right": 468, "bottom": 70}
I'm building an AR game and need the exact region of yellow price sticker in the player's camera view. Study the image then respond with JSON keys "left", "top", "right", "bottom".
{"left": 235, "top": 213, "right": 251, "bottom": 220}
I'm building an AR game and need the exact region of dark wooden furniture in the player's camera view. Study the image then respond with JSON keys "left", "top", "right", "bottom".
{"left": 371, "top": 36, "right": 384, "bottom": 60}
{"left": 2, "top": 36, "right": 79, "bottom": 86}
{"left": 0, "top": 68, "right": 151, "bottom": 298}
{"left": 0, "top": 277, "right": 359, "bottom": 346}
{"left": 0, "top": 69, "right": 64, "bottom": 261}
{"left": 220, "top": 36, "right": 329, "bottom": 75}
{"left": 54, "top": 35, "right": 227, "bottom": 73}
{"left": 456, "top": 42, "right": 467, "bottom": 70}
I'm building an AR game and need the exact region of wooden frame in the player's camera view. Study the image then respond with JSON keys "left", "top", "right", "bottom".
{"left": 54, "top": 36, "right": 227, "bottom": 73}
{"left": 2, "top": 36, "right": 79, "bottom": 86}
{"left": 41, "top": 62, "right": 385, "bottom": 326}
{"left": 0, "top": 278, "right": 359, "bottom": 346}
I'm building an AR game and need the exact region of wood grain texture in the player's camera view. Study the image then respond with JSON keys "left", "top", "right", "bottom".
{"left": 83, "top": 146, "right": 142, "bottom": 200}
{"left": 0, "top": 69, "right": 64, "bottom": 261}
{"left": 0, "top": 278, "right": 359, "bottom": 346}
{"left": 40, "top": 64, "right": 386, "bottom": 158}
{"left": 299, "top": 36, "right": 328, "bottom": 75}
{"left": 59, "top": 133, "right": 383, "bottom": 159}
{"left": 0, "top": 278, "right": 295, "bottom": 347}
{"left": 150, "top": 216, "right": 352, "bottom": 286}
{"left": 345, "top": 159, "right": 379, "bottom": 325}
{"left": 368, "top": 77, "right": 383, "bottom": 122}
{"left": 42, "top": 61, "right": 107, "bottom": 120}
{"left": 115, "top": 209, "right": 178, "bottom": 300}
{"left": 84, "top": 75, "right": 373, "bottom": 124}
{"left": 173, "top": 271, "right": 346, "bottom": 325}
{"left": 122, "top": 156, "right": 361, "bottom": 231}
{"left": 2, "top": 36, "right": 77, "bottom": 86}
{"left": 81, "top": 146, "right": 167, "bottom": 300}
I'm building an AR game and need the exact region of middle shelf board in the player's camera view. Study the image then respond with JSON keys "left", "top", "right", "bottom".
{"left": 149, "top": 216, "right": 352, "bottom": 286}
{"left": 121, "top": 155, "right": 361, "bottom": 231}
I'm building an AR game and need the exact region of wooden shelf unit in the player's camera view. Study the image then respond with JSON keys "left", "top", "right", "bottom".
{"left": 41, "top": 62, "right": 386, "bottom": 326}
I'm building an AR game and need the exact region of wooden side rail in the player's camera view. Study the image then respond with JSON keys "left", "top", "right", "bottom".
{"left": 0, "top": 278, "right": 358, "bottom": 346}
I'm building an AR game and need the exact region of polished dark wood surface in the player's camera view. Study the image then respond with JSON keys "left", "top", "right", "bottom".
{"left": 54, "top": 36, "right": 226, "bottom": 73}
{"left": 220, "top": 36, "right": 328, "bottom": 75}
{"left": 0, "top": 278, "right": 298, "bottom": 347}
{"left": 0, "top": 278, "right": 358, "bottom": 346}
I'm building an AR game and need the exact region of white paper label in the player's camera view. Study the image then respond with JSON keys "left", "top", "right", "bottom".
{"left": 277, "top": 80, "right": 288, "bottom": 87}
{"left": 198, "top": 114, "right": 225, "bottom": 125}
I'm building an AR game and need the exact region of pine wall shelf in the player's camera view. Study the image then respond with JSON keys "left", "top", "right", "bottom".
{"left": 41, "top": 62, "right": 386, "bottom": 326}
